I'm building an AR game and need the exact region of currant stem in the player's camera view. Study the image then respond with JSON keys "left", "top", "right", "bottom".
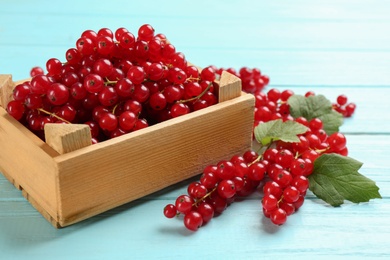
{"left": 37, "top": 108, "right": 71, "bottom": 124}
{"left": 177, "top": 82, "right": 212, "bottom": 104}
{"left": 185, "top": 76, "right": 200, "bottom": 82}
{"left": 248, "top": 154, "right": 262, "bottom": 167}
{"left": 112, "top": 102, "right": 120, "bottom": 115}
{"left": 193, "top": 186, "right": 217, "bottom": 207}
{"left": 251, "top": 139, "right": 274, "bottom": 166}
{"left": 104, "top": 79, "right": 118, "bottom": 86}
{"left": 315, "top": 147, "right": 330, "bottom": 154}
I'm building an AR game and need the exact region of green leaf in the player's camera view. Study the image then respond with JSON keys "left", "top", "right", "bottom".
{"left": 288, "top": 94, "right": 343, "bottom": 134}
{"left": 308, "top": 153, "right": 382, "bottom": 207}
{"left": 254, "top": 119, "right": 308, "bottom": 146}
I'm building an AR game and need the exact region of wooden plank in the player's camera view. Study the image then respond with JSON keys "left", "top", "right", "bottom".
{"left": 0, "top": 75, "right": 14, "bottom": 109}
{"left": 54, "top": 93, "right": 255, "bottom": 226}
{"left": 44, "top": 124, "right": 92, "bottom": 154}
{"left": 217, "top": 71, "right": 242, "bottom": 102}
{"left": 0, "top": 107, "right": 60, "bottom": 222}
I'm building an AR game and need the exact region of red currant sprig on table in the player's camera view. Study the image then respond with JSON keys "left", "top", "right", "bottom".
{"left": 163, "top": 152, "right": 264, "bottom": 231}
{"left": 8, "top": 24, "right": 219, "bottom": 143}
{"left": 333, "top": 94, "right": 356, "bottom": 118}
{"left": 164, "top": 117, "right": 348, "bottom": 230}
{"left": 211, "top": 67, "right": 356, "bottom": 120}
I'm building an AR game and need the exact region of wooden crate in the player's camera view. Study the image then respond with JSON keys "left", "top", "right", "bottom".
{"left": 0, "top": 71, "right": 255, "bottom": 228}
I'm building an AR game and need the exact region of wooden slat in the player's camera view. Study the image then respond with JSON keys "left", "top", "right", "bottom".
{"left": 44, "top": 124, "right": 92, "bottom": 155}
{"left": 54, "top": 93, "right": 254, "bottom": 226}
{"left": 0, "top": 107, "right": 60, "bottom": 222}
{"left": 0, "top": 75, "right": 14, "bottom": 109}
{"left": 217, "top": 71, "right": 242, "bottom": 102}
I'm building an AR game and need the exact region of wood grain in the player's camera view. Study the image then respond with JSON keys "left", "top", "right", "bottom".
{"left": 44, "top": 123, "right": 92, "bottom": 154}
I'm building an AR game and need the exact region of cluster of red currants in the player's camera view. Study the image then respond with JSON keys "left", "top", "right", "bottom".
{"left": 163, "top": 151, "right": 266, "bottom": 231}
{"left": 332, "top": 94, "right": 356, "bottom": 118}
{"left": 164, "top": 86, "right": 350, "bottom": 230}
{"left": 211, "top": 66, "right": 270, "bottom": 94}
{"left": 259, "top": 121, "right": 348, "bottom": 225}
{"left": 7, "top": 24, "right": 220, "bottom": 142}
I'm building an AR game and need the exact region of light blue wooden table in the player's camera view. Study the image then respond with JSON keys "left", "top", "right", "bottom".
{"left": 1, "top": 1, "right": 389, "bottom": 259}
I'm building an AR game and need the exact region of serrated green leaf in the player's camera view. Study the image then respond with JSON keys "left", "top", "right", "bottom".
{"left": 287, "top": 94, "right": 343, "bottom": 134}
{"left": 254, "top": 119, "right": 308, "bottom": 146}
{"left": 319, "top": 110, "right": 344, "bottom": 134}
{"left": 308, "top": 153, "right": 382, "bottom": 207}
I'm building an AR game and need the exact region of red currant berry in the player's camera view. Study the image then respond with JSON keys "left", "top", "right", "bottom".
{"left": 170, "top": 103, "right": 190, "bottom": 118}
{"left": 279, "top": 201, "right": 295, "bottom": 216}
{"left": 76, "top": 37, "right": 95, "bottom": 56}
{"left": 243, "top": 150, "right": 259, "bottom": 164}
{"left": 13, "top": 83, "right": 31, "bottom": 101}
{"left": 164, "top": 85, "right": 183, "bottom": 103}
{"left": 30, "top": 66, "right": 44, "bottom": 77}
{"left": 132, "top": 84, "right": 150, "bottom": 103}
{"left": 163, "top": 204, "right": 177, "bottom": 218}
{"left": 127, "top": 66, "right": 145, "bottom": 85}
{"left": 247, "top": 162, "right": 266, "bottom": 181}
{"left": 24, "top": 93, "right": 43, "bottom": 109}
{"left": 280, "top": 89, "right": 294, "bottom": 102}
{"left": 232, "top": 176, "right": 245, "bottom": 192}
{"left": 138, "top": 24, "right": 155, "bottom": 41}
{"left": 328, "top": 132, "right": 347, "bottom": 152}
{"left": 293, "top": 195, "right": 305, "bottom": 210}
{"left": 309, "top": 118, "right": 323, "bottom": 131}
{"left": 292, "top": 175, "right": 309, "bottom": 194}
{"left": 175, "top": 195, "right": 194, "bottom": 215}
{"left": 98, "top": 87, "right": 118, "bottom": 107}
{"left": 184, "top": 211, "right": 203, "bottom": 231}
{"left": 118, "top": 111, "right": 137, "bottom": 131}
{"left": 337, "top": 94, "right": 348, "bottom": 106}
{"left": 119, "top": 31, "right": 136, "bottom": 48}
{"left": 93, "top": 58, "right": 114, "bottom": 78}
{"left": 270, "top": 208, "right": 287, "bottom": 225}
{"left": 6, "top": 100, "right": 25, "bottom": 120}
{"left": 267, "top": 88, "right": 281, "bottom": 102}
{"left": 345, "top": 103, "right": 356, "bottom": 117}
{"left": 233, "top": 162, "right": 249, "bottom": 178}
{"left": 217, "top": 179, "right": 236, "bottom": 199}
{"left": 99, "top": 112, "right": 118, "bottom": 132}
{"left": 275, "top": 149, "right": 294, "bottom": 168}
{"left": 273, "top": 169, "right": 293, "bottom": 188}
{"left": 282, "top": 186, "right": 300, "bottom": 203}
{"left": 115, "top": 78, "right": 134, "bottom": 98}
{"left": 263, "top": 181, "right": 283, "bottom": 199}
{"left": 262, "top": 194, "right": 278, "bottom": 211}
{"left": 46, "top": 58, "right": 62, "bottom": 76}
{"left": 197, "top": 202, "right": 214, "bottom": 223}
{"left": 96, "top": 35, "right": 115, "bottom": 56}
{"left": 65, "top": 48, "right": 81, "bottom": 65}
{"left": 216, "top": 160, "right": 235, "bottom": 180}
{"left": 149, "top": 92, "right": 167, "bottom": 111}
{"left": 200, "top": 171, "right": 219, "bottom": 189}
{"left": 84, "top": 74, "right": 104, "bottom": 93}
{"left": 208, "top": 193, "right": 228, "bottom": 214}
{"left": 290, "top": 158, "right": 308, "bottom": 176}
{"left": 30, "top": 75, "right": 53, "bottom": 95}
